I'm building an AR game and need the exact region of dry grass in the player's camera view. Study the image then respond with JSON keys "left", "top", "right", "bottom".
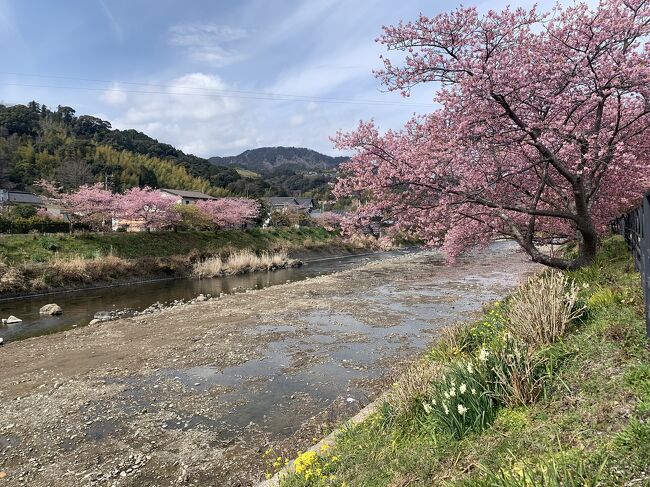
{"left": 489, "top": 336, "right": 548, "bottom": 407}
{"left": 0, "top": 252, "right": 189, "bottom": 295}
{"left": 506, "top": 271, "right": 584, "bottom": 347}
{"left": 346, "top": 233, "right": 394, "bottom": 251}
{"left": 47, "top": 254, "right": 137, "bottom": 283}
{"left": 0, "top": 264, "right": 26, "bottom": 293}
{"left": 437, "top": 322, "right": 471, "bottom": 354}
{"left": 386, "top": 360, "right": 441, "bottom": 417}
{"left": 192, "top": 250, "right": 299, "bottom": 278}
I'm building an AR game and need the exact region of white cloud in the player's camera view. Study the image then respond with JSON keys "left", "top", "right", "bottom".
{"left": 109, "top": 73, "right": 260, "bottom": 156}
{"left": 289, "top": 114, "right": 304, "bottom": 127}
{"left": 169, "top": 23, "right": 247, "bottom": 66}
{"left": 100, "top": 82, "right": 128, "bottom": 105}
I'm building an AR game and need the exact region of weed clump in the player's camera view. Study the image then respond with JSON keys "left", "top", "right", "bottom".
{"left": 506, "top": 271, "right": 584, "bottom": 346}
{"left": 191, "top": 250, "right": 299, "bottom": 278}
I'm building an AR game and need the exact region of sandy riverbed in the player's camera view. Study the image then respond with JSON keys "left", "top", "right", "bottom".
{"left": 0, "top": 243, "right": 539, "bottom": 486}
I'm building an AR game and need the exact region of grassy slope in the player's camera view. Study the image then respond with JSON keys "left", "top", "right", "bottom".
{"left": 0, "top": 227, "right": 338, "bottom": 264}
{"left": 279, "top": 237, "right": 650, "bottom": 486}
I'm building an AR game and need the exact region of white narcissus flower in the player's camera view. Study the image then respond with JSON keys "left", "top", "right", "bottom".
{"left": 478, "top": 348, "right": 490, "bottom": 362}
{"left": 457, "top": 404, "right": 468, "bottom": 416}
{"left": 423, "top": 402, "right": 432, "bottom": 414}
{"left": 459, "top": 384, "right": 467, "bottom": 394}
{"left": 449, "top": 387, "right": 456, "bottom": 397}
{"left": 471, "top": 388, "right": 477, "bottom": 395}
{"left": 467, "top": 362, "right": 474, "bottom": 374}
{"left": 443, "top": 403, "right": 449, "bottom": 415}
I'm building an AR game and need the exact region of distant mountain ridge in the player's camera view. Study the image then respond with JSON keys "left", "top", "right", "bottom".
{"left": 209, "top": 147, "right": 347, "bottom": 174}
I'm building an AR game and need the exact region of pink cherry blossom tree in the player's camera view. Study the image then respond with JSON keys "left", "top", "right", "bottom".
{"left": 65, "top": 183, "right": 115, "bottom": 230}
{"left": 195, "top": 198, "right": 260, "bottom": 229}
{"left": 36, "top": 180, "right": 114, "bottom": 231}
{"left": 334, "top": 0, "right": 650, "bottom": 269}
{"left": 115, "top": 187, "right": 181, "bottom": 232}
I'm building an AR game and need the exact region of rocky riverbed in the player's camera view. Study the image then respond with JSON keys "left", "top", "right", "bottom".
{"left": 0, "top": 243, "right": 539, "bottom": 486}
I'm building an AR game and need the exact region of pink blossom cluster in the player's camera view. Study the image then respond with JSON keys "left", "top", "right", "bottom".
{"left": 334, "top": 0, "right": 650, "bottom": 269}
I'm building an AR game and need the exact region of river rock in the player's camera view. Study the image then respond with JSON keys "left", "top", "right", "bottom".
{"left": 39, "top": 304, "right": 63, "bottom": 315}
{"left": 6, "top": 316, "right": 22, "bottom": 325}
{"left": 195, "top": 294, "right": 207, "bottom": 302}
{"left": 93, "top": 311, "right": 113, "bottom": 321}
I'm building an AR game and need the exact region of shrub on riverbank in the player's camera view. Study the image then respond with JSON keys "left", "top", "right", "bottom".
{"left": 278, "top": 236, "right": 650, "bottom": 486}
{"left": 192, "top": 250, "right": 300, "bottom": 278}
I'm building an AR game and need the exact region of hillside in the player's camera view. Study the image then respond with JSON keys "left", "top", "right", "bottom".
{"left": 209, "top": 147, "right": 347, "bottom": 173}
{"left": 209, "top": 146, "right": 347, "bottom": 200}
{"left": 0, "top": 101, "right": 240, "bottom": 195}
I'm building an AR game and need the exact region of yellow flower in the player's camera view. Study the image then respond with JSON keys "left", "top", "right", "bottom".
{"left": 294, "top": 450, "right": 318, "bottom": 476}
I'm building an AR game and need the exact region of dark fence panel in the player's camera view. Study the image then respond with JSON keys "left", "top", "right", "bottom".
{"left": 613, "top": 193, "right": 650, "bottom": 337}
{"left": 0, "top": 218, "right": 71, "bottom": 234}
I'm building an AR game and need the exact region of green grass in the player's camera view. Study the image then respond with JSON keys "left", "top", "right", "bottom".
{"left": 0, "top": 227, "right": 339, "bottom": 264}
{"left": 279, "top": 236, "right": 650, "bottom": 487}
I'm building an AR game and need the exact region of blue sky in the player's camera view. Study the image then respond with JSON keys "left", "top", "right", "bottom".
{"left": 0, "top": 0, "right": 553, "bottom": 157}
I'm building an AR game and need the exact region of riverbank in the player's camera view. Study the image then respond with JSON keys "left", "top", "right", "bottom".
{"left": 0, "top": 242, "right": 538, "bottom": 486}
{"left": 0, "top": 228, "right": 362, "bottom": 297}
{"left": 276, "top": 236, "right": 650, "bottom": 487}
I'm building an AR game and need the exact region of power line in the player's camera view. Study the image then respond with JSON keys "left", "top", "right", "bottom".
{"left": 0, "top": 71, "right": 436, "bottom": 108}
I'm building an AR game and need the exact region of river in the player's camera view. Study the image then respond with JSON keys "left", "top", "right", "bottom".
{"left": 0, "top": 249, "right": 412, "bottom": 343}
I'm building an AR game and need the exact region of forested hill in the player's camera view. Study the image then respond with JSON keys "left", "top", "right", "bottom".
{"left": 209, "top": 147, "right": 347, "bottom": 173}
{"left": 0, "top": 101, "right": 241, "bottom": 195}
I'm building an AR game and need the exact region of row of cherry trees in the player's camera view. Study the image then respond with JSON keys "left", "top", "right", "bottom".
{"left": 37, "top": 182, "right": 259, "bottom": 232}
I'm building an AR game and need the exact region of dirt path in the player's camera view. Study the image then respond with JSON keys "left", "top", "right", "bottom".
{"left": 0, "top": 243, "right": 539, "bottom": 486}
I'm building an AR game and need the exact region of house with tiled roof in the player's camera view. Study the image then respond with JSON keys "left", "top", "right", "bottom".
{"left": 160, "top": 188, "right": 216, "bottom": 205}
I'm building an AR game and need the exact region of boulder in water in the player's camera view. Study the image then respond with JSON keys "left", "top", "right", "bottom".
{"left": 40, "top": 304, "right": 63, "bottom": 315}
{"left": 6, "top": 316, "right": 22, "bottom": 325}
